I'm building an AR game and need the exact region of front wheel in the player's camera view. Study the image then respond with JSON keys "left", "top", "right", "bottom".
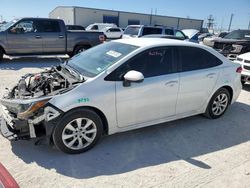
{"left": 53, "top": 109, "right": 103, "bottom": 154}
{"left": 73, "top": 45, "right": 89, "bottom": 55}
{"left": 204, "top": 88, "right": 230, "bottom": 119}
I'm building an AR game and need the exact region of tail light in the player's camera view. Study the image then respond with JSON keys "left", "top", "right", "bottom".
{"left": 99, "top": 35, "right": 106, "bottom": 43}
{"left": 0, "top": 163, "right": 19, "bottom": 188}
{"left": 236, "top": 66, "right": 242, "bottom": 73}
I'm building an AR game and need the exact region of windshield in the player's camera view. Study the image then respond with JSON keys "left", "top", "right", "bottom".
{"left": 124, "top": 26, "right": 140, "bottom": 35}
{"left": 0, "top": 19, "right": 18, "bottom": 31}
{"left": 224, "top": 30, "right": 250, "bottom": 40}
{"left": 68, "top": 42, "right": 139, "bottom": 77}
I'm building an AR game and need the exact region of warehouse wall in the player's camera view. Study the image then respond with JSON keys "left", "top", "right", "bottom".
{"left": 151, "top": 15, "right": 179, "bottom": 28}
{"left": 75, "top": 7, "right": 118, "bottom": 27}
{"left": 49, "top": 7, "right": 74, "bottom": 25}
{"left": 119, "top": 12, "right": 151, "bottom": 28}
{"left": 49, "top": 6, "right": 203, "bottom": 30}
{"left": 178, "top": 18, "right": 203, "bottom": 30}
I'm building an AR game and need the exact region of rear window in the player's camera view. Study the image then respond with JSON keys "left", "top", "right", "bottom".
{"left": 142, "top": 27, "right": 163, "bottom": 36}
{"left": 124, "top": 27, "right": 140, "bottom": 35}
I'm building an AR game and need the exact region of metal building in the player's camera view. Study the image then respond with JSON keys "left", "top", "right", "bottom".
{"left": 49, "top": 6, "right": 204, "bottom": 30}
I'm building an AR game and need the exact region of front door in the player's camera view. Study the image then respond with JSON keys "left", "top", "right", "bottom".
{"left": 6, "top": 19, "right": 43, "bottom": 54}
{"left": 113, "top": 47, "right": 180, "bottom": 127}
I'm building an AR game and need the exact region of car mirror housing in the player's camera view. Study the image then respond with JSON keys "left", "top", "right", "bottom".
{"left": 123, "top": 70, "right": 144, "bottom": 87}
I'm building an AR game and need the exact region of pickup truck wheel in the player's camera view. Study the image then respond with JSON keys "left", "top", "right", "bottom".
{"left": 53, "top": 109, "right": 103, "bottom": 154}
{"left": 74, "top": 46, "right": 88, "bottom": 55}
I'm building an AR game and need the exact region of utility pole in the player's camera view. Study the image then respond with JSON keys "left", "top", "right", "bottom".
{"left": 207, "top": 15, "right": 215, "bottom": 30}
{"left": 228, "top": 13, "right": 234, "bottom": 32}
{"left": 248, "top": 19, "right": 250, "bottom": 30}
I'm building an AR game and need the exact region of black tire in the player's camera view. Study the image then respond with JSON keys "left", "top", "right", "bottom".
{"left": 241, "top": 80, "right": 246, "bottom": 85}
{"left": 0, "top": 48, "right": 3, "bottom": 61}
{"left": 53, "top": 109, "right": 103, "bottom": 154}
{"left": 73, "top": 45, "right": 89, "bottom": 55}
{"left": 204, "top": 88, "right": 231, "bottom": 119}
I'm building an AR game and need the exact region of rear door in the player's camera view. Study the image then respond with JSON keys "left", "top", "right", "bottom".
{"left": 6, "top": 19, "right": 43, "bottom": 54}
{"left": 175, "top": 46, "right": 223, "bottom": 114}
{"left": 37, "top": 20, "right": 66, "bottom": 54}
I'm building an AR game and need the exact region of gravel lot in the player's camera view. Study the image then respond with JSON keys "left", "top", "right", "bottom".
{"left": 0, "top": 56, "right": 250, "bottom": 188}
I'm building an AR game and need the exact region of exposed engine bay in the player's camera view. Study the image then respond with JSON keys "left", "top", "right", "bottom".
{"left": 0, "top": 63, "right": 85, "bottom": 141}
{"left": 4, "top": 64, "right": 84, "bottom": 100}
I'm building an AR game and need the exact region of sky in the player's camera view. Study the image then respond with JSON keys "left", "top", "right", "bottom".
{"left": 0, "top": 0, "right": 249, "bottom": 30}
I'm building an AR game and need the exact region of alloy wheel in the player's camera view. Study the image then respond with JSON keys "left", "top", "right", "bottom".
{"left": 62, "top": 118, "right": 97, "bottom": 150}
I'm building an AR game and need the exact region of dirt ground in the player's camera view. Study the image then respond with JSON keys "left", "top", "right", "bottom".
{"left": 0, "top": 57, "right": 250, "bottom": 188}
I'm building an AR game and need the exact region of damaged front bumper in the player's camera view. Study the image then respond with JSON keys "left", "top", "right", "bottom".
{"left": 0, "top": 103, "right": 62, "bottom": 141}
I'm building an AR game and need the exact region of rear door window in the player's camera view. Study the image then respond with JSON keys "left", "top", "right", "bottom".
{"left": 37, "top": 20, "right": 61, "bottom": 32}
{"left": 177, "top": 46, "right": 222, "bottom": 72}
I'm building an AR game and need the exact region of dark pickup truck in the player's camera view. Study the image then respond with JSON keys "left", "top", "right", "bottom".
{"left": 0, "top": 18, "right": 105, "bottom": 60}
{"left": 213, "top": 30, "right": 250, "bottom": 60}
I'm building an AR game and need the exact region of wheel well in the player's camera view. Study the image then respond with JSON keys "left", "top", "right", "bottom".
{"left": 74, "top": 44, "right": 91, "bottom": 52}
{"left": 221, "top": 86, "right": 233, "bottom": 103}
{"left": 67, "top": 106, "right": 109, "bottom": 135}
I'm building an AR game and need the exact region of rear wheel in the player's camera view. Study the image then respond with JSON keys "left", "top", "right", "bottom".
{"left": 204, "top": 88, "right": 230, "bottom": 119}
{"left": 53, "top": 109, "right": 103, "bottom": 154}
{"left": 241, "top": 78, "right": 246, "bottom": 85}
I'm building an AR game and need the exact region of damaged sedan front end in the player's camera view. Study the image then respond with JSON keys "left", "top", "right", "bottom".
{"left": 0, "top": 64, "right": 83, "bottom": 141}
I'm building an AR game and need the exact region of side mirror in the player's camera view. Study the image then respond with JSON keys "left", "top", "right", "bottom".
{"left": 123, "top": 70, "right": 144, "bottom": 87}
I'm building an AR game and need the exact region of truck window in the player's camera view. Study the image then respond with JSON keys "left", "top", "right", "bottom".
{"left": 37, "top": 20, "right": 61, "bottom": 33}
{"left": 10, "top": 20, "right": 35, "bottom": 34}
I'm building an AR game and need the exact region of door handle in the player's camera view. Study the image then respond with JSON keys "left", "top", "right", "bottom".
{"left": 35, "top": 35, "right": 41, "bottom": 39}
{"left": 165, "top": 80, "right": 178, "bottom": 87}
{"left": 59, "top": 35, "right": 64, "bottom": 38}
{"left": 206, "top": 73, "right": 216, "bottom": 78}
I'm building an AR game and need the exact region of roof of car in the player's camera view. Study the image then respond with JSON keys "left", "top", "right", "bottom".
{"left": 113, "top": 38, "right": 198, "bottom": 48}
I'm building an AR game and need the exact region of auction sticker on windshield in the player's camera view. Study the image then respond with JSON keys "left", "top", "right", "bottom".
{"left": 106, "top": 50, "right": 122, "bottom": 58}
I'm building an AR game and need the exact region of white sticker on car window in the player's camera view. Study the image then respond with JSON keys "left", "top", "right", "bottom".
{"left": 106, "top": 50, "right": 122, "bottom": 58}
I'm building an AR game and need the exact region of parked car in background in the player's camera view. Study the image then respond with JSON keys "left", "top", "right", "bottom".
{"left": 122, "top": 25, "right": 187, "bottom": 39}
{"left": 234, "top": 52, "right": 250, "bottom": 85}
{"left": 0, "top": 163, "right": 19, "bottom": 188}
{"left": 198, "top": 32, "right": 213, "bottom": 42}
{"left": 142, "top": 34, "right": 187, "bottom": 41}
{"left": 182, "top": 29, "right": 200, "bottom": 43}
{"left": 213, "top": 30, "right": 250, "bottom": 60}
{"left": 203, "top": 32, "right": 229, "bottom": 47}
{"left": 86, "top": 23, "right": 117, "bottom": 31}
{"left": 66, "top": 25, "right": 85, "bottom": 31}
{"left": 102, "top": 27, "right": 123, "bottom": 39}
{"left": 0, "top": 38, "right": 241, "bottom": 154}
{"left": 0, "top": 18, "right": 105, "bottom": 61}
